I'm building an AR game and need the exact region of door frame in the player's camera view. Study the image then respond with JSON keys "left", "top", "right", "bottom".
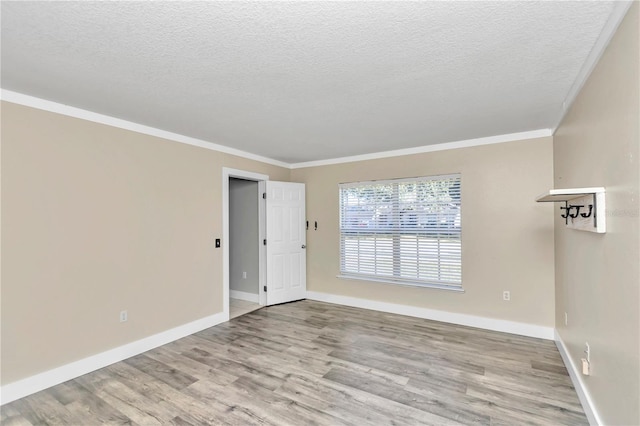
{"left": 222, "top": 167, "right": 269, "bottom": 321}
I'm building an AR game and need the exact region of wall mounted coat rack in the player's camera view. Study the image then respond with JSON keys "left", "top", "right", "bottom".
{"left": 536, "top": 187, "right": 606, "bottom": 233}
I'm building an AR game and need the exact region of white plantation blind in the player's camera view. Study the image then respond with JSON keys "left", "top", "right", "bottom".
{"left": 339, "top": 174, "right": 462, "bottom": 289}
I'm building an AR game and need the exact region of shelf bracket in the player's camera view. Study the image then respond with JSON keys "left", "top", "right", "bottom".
{"left": 536, "top": 187, "right": 605, "bottom": 233}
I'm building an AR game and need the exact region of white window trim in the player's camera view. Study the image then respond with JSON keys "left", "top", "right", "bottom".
{"left": 339, "top": 173, "right": 462, "bottom": 291}
{"left": 336, "top": 274, "right": 465, "bottom": 292}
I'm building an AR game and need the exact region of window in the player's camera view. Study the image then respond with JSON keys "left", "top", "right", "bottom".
{"left": 339, "top": 174, "right": 462, "bottom": 290}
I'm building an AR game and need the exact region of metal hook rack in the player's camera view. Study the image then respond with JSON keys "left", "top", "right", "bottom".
{"left": 560, "top": 203, "right": 594, "bottom": 223}
{"left": 536, "top": 187, "right": 606, "bottom": 233}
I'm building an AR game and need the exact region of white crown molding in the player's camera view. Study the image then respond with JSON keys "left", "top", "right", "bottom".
{"left": 0, "top": 89, "right": 290, "bottom": 169}
{"left": 555, "top": 330, "right": 601, "bottom": 426}
{"left": 2, "top": 89, "right": 555, "bottom": 170}
{"left": 290, "top": 129, "right": 553, "bottom": 169}
{"left": 0, "top": 311, "right": 227, "bottom": 406}
{"left": 553, "top": 1, "right": 633, "bottom": 132}
{"left": 306, "top": 291, "right": 554, "bottom": 340}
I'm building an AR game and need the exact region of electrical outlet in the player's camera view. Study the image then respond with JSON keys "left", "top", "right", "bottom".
{"left": 503, "top": 291, "right": 510, "bottom": 301}
{"left": 243, "top": 271, "right": 247, "bottom": 279}
{"left": 565, "top": 312, "right": 568, "bottom": 326}
{"left": 120, "top": 310, "right": 128, "bottom": 322}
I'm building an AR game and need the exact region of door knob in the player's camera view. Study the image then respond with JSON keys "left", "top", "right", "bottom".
{"left": 301, "top": 245, "right": 306, "bottom": 249}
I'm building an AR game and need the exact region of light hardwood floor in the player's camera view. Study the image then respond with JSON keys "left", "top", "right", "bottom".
{"left": 1, "top": 300, "right": 587, "bottom": 425}
{"left": 229, "top": 298, "right": 261, "bottom": 320}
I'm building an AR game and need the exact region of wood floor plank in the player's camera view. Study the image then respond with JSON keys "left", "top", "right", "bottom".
{"left": 14, "top": 387, "right": 117, "bottom": 426}
{"left": 357, "top": 332, "right": 550, "bottom": 373}
{"left": 2, "top": 300, "right": 588, "bottom": 425}
{"left": 72, "top": 371, "right": 166, "bottom": 425}
{"left": 182, "top": 347, "right": 286, "bottom": 391}
{"left": 0, "top": 416, "right": 33, "bottom": 426}
{"left": 405, "top": 370, "right": 469, "bottom": 395}
{"left": 123, "top": 354, "right": 198, "bottom": 390}
{"left": 192, "top": 375, "right": 345, "bottom": 426}
{"left": 57, "top": 381, "right": 134, "bottom": 425}
{"left": 105, "top": 362, "right": 257, "bottom": 425}
{"left": 274, "top": 375, "right": 383, "bottom": 426}
{"left": 146, "top": 345, "right": 239, "bottom": 386}
{"left": 465, "top": 371, "right": 583, "bottom": 413}
{"left": 168, "top": 416, "right": 193, "bottom": 426}
{"left": 275, "top": 372, "right": 463, "bottom": 426}
{"left": 185, "top": 379, "right": 278, "bottom": 426}
{"left": 229, "top": 375, "right": 348, "bottom": 425}
{"left": 466, "top": 383, "right": 587, "bottom": 424}
{"left": 323, "top": 366, "right": 490, "bottom": 425}
{"left": 282, "top": 344, "right": 411, "bottom": 386}
{"left": 0, "top": 405, "right": 33, "bottom": 426}
{"left": 530, "top": 360, "right": 571, "bottom": 375}
{"left": 350, "top": 337, "right": 487, "bottom": 375}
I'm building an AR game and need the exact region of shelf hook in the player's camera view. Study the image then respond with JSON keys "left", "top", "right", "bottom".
{"left": 568, "top": 205, "right": 583, "bottom": 219}
{"left": 580, "top": 204, "right": 594, "bottom": 218}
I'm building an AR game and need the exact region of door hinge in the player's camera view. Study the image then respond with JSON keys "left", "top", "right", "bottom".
{"left": 262, "top": 192, "right": 267, "bottom": 199}
{"left": 263, "top": 239, "right": 267, "bottom": 245}
{"left": 263, "top": 285, "right": 267, "bottom": 292}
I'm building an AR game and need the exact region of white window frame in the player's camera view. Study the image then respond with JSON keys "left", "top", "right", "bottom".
{"left": 338, "top": 173, "right": 462, "bottom": 291}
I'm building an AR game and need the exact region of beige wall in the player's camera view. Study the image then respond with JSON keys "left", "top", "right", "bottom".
{"left": 0, "top": 101, "right": 289, "bottom": 384}
{"left": 292, "top": 137, "right": 555, "bottom": 326}
{"left": 553, "top": 4, "right": 639, "bottom": 425}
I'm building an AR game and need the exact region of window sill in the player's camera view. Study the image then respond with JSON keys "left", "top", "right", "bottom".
{"left": 336, "top": 274, "right": 465, "bottom": 293}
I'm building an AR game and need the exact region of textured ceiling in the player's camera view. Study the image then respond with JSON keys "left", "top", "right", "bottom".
{"left": 1, "top": 1, "right": 620, "bottom": 164}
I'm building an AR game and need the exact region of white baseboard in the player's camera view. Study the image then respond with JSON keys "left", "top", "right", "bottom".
{"left": 230, "top": 290, "right": 259, "bottom": 303}
{"left": 0, "top": 311, "right": 227, "bottom": 406}
{"left": 306, "top": 291, "right": 554, "bottom": 340}
{"left": 554, "top": 330, "right": 601, "bottom": 426}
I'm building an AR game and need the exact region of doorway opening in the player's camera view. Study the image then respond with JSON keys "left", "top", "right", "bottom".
{"left": 229, "top": 177, "right": 261, "bottom": 319}
{"left": 222, "top": 168, "right": 308, "bottom": 321}
{"left": 222, "top": 168, "right": 268, "bottom": 321}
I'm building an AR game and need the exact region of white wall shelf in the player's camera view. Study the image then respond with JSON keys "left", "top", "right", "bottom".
{"left": 536, "top": 187, "right": 606, "bottom": 233}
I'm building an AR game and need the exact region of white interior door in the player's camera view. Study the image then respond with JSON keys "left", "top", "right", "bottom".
{"left": 266, "top": 181, "right": 306, "bottom": 305}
